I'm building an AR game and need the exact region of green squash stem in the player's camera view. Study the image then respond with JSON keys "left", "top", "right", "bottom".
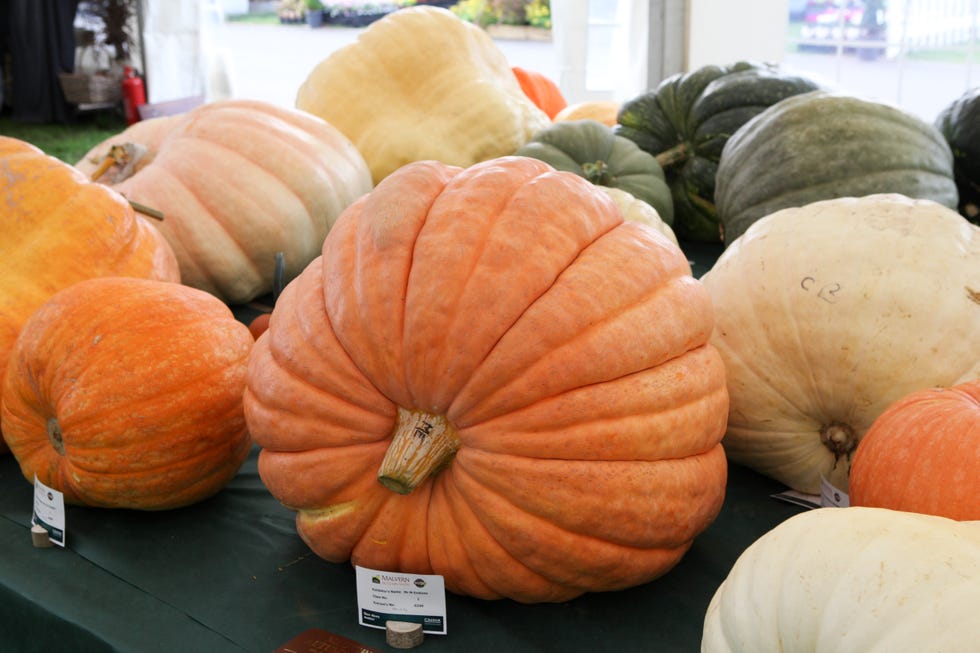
{"left": 655, "top": 142, "right": 690, "bottom": 171}
{"left": 581, "top": 160, "right": 611, "bottom": 186}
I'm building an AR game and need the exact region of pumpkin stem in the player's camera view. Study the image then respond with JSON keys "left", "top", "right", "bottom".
{"left": 46, "top": 417, "right": 66, "bottom": 456}
{"left": 655, "top": 142, "right": 690, "bottom": 171}
{"left": 580, "top": 160, "right": 611, "bottom": 185}
{"left": 127, "top": 199, "right": 164, "bottom": 221}
{"left": 378, "top": 408, "right": 461, "bottom": 495}
{"left": 273, "top": 251, "right": 287, "bottom": 301}
{"left": 90, "top": 143, "right": 164, "bottom": 221}
{"left": 819, "top": 422, "right": 857, "bottom": 460}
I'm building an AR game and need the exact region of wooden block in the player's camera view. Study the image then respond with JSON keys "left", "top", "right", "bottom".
{"left": 31, "top": 524, "right": 53, "bottom": 548}
{"left": 385, "top": 621, "right": 424, "bottom": 649}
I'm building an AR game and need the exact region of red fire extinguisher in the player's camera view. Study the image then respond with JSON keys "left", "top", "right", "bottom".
{"left": 121, "top": 66, "right": 147, "bottom": 125}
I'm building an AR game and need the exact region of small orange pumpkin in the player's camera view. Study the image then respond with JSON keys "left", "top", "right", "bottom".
{"left": 512, "top": 66, "right": 567, "bottom": 119}
{"left": 245, "top": 156, "right": 728, "bottom": 603}
{"left": 1, "top": 277, "right": 253, "bottom": 510}
{"left": 0, "top": 136, "right": 180, "bottom": 453}
{"left": 849, "top": 380, "right": 980, "bottom": 520}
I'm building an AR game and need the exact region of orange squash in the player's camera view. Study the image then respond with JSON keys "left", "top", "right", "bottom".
{"left": 849, "top": 380, "right": 980, "bottom": 520}
{"left": 512, "top": 66, "right": 567, "bottom": 119}
{"left": 244, "top": 156, "right": 729, "bottom": 603}
{"left": 0, "top": 136, "right": 180, "bottom": 453}
{"left": 0, "top": 277, "right": 253, "bottom": 510}
{"left": 554, "top": 100, "right": 621, "bottom": 127}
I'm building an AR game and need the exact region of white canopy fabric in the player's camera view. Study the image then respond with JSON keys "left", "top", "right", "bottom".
{"left": 140, "top": 0, "right": 234, "bottom": 104}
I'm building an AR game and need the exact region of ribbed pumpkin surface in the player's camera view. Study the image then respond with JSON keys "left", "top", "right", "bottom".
{"left": 702, "top": 507, "right": 980, "bottom": 653}
{"left": 615, "top": 61, "right": 820, "bottom": 243}
{"left": 849, "top": 380, "right": 980, "bottom": 520}
{"left": 1, "top": 277, "right": 253, "bottom": 510}
{"left": 295, "top": 6, "right": 549, "bottom": 184}
{"left": 516, "top": 119, "right": 674, "bottom": 224}
{"left": 701, "top": 194, "right": 980, "bottom": 494}
{"left": 75, "top": 99, "right": 373, "bottom": 305}
{"left": 0, "top": 136, "right": 180, "bottom": 453}
{"left": 244, "top": 156, "right": 729, "bottom": 603}
{"left": 716, "top": 91, "right": 959, "bottom": 245}
{"left": 935, "top": 86, "right": 980, "bottom": 224}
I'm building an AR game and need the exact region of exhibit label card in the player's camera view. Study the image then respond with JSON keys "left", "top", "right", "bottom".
{"left": 770, "top": 475, "right": 850, "bottom": 510}
{"left": 819, "top": 475, "right": 850, "bottom": 507}
{"left": 33, "top": 475, "right": 67, "bottom": 547}
{"left": 355, "top": 566, "right": 447, "bottom": 634}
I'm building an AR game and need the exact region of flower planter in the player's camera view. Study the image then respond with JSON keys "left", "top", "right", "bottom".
{"left": 306, "top": 9, "right": 325, "bottom": 27}
{"left": 485, "top": 24, "right": 552, "bottom": 41}
{"left": 327, "top": 11, "right": 389, "bottom": 27}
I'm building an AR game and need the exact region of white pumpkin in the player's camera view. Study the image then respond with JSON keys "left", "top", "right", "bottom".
{"left": 702, "top": 507, "right": 980, "bottom": 653}
{"left": 700, "top": 193, "right": 980, "bottom": 493}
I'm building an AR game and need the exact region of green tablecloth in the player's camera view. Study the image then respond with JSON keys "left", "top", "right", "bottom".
{"left": 0, "top": 448, "right": 803, "bottom": 653}
{"left": 0, "top": 240, "right": 806, "bottom": 652}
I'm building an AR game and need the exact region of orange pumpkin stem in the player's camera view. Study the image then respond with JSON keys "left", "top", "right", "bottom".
{"left": 378, "top": 408, "right": 461, "bottom": 495}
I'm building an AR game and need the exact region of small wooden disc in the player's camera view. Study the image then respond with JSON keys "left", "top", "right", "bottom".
{"left": 385, "top": 620, "right": 424, "bottom": 649}
{"left": 31, "top": 524, "right": 53, "bottom": 548}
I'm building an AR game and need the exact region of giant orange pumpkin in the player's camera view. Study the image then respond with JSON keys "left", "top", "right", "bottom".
{"left": 0, "top": 136, "right": 180, "bottom": 453}
{"left": 244, "top": 156, "right": 729, "bottom": 603}
{"left": 849, "top": 380, "right": 980, "bottom": 520}
{"left": 1, "top": 277, "right": 253, "bottom": 510}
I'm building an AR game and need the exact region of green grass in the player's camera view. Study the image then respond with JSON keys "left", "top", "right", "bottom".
{"left": 906, "top": 40, "right": 980, "bottom": 63}
{"left": 226, "top": 12, "right": 281, "bottom": 24}
{"left": 0, "top": 111, "right": 127, "bottom": 164}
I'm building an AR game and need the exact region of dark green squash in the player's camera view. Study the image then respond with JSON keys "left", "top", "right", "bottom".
{"left": 516, "top": 119, "right": 674, "bottom": 225}
{"left": 935, "top": 87, "right": 980, "bottom": 224}
{"left": 615, "top": 61, "right": 821, "bottom": 243}
{"left": 716, "top": 91, "right": 959, "bottom": 246}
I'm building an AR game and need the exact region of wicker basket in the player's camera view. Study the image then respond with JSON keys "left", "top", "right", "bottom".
{"left": 58, "top": 72, "right": 121, "bottom": 105}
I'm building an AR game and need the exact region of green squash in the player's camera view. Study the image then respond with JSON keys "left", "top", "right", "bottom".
{"left": 615, "top": 61, "right": 820, "bottom": 243}
{"left": 935, "top": 87, "right": 980, "bottom": 224}
{"left": 516, "top": 119, "right": 674, "bottom": 225}
{"left": 716, "top": 91, "right": 959, "bottom": 246}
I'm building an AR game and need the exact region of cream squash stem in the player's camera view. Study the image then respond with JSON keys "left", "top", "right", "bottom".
{"left": 819, "top": 422, "right": 857, "bottom": 461}
{"left": 378, "top": 407, "right": 461, "bottom": 495}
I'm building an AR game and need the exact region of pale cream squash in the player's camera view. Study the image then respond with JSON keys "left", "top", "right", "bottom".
{"left": 702, "top": 507, "right": 980, "bottom": 652}
{"left": 76, "top": 99, "right": 373, "bottom": 305}
{"left": 700, "top": 193, "right": 980, "bottom": 494}
{"left": 295, "top": 6, "right": 550, "bottom": 184}
{"left": 599, "top": 187, "right": 678, "bottom": 246}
